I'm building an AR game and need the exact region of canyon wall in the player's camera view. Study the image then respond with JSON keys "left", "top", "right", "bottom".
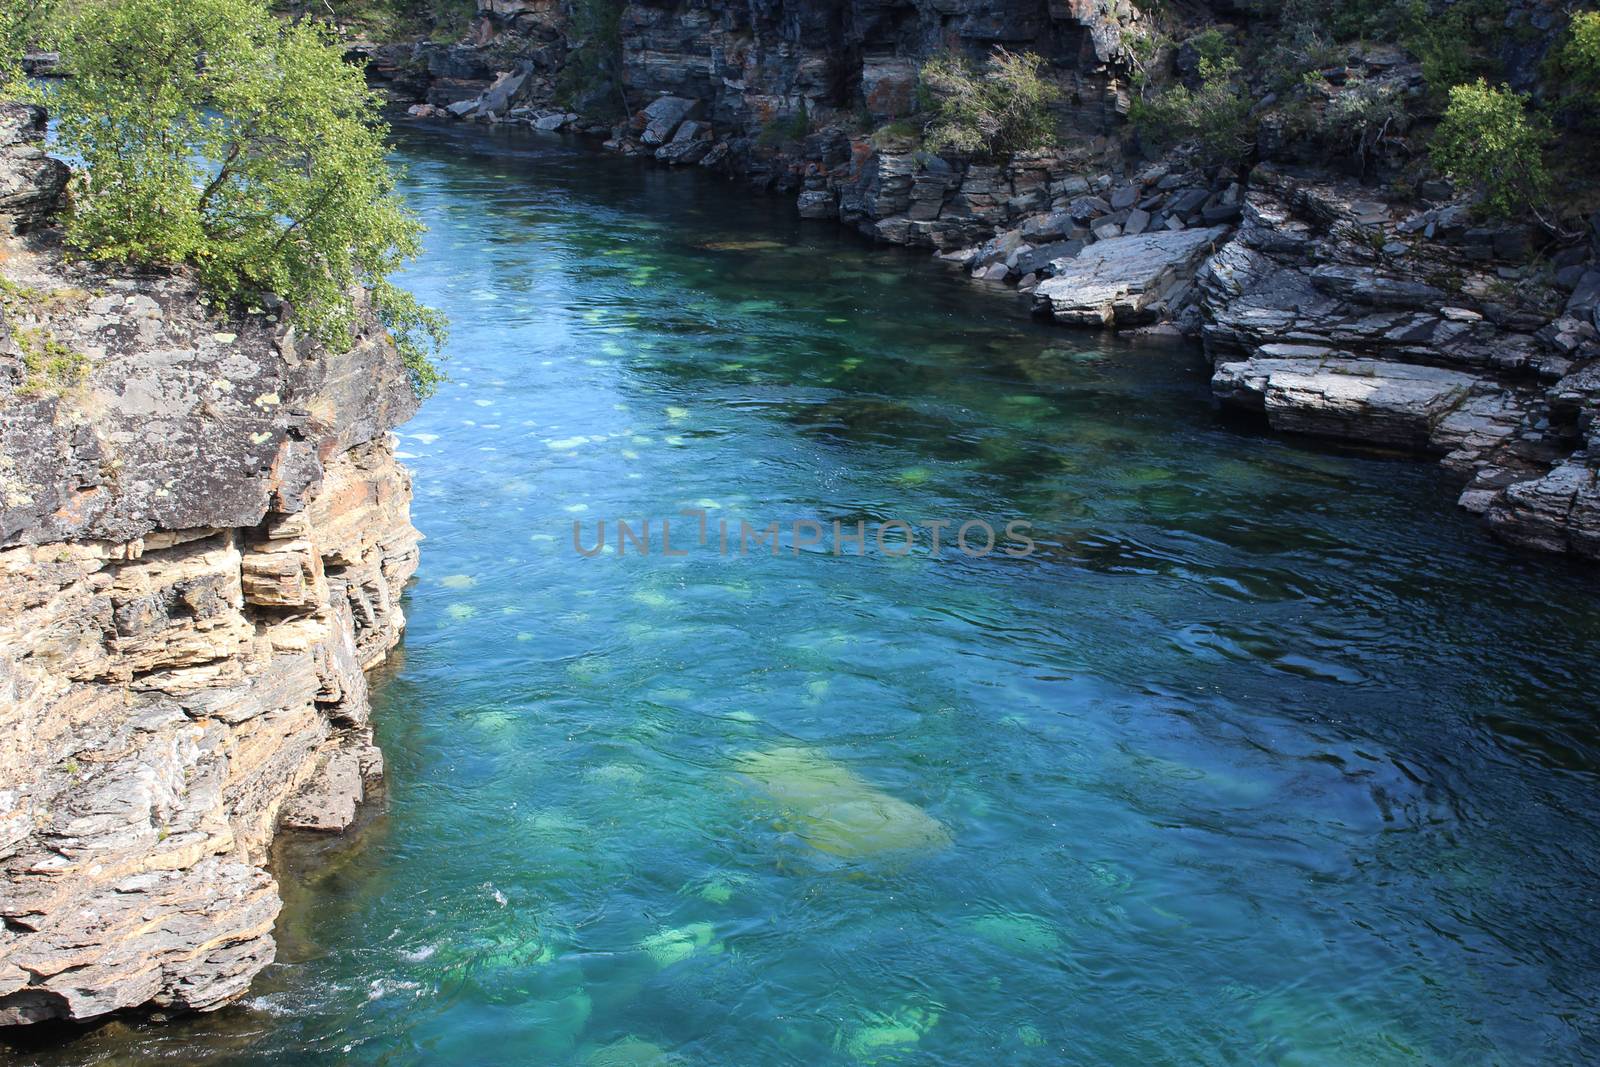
{"left": 369, "top": 0, "right": 1599, "bottom": 562}
{"left": 0, "top": 103, "right": 420, "bottom": 1026}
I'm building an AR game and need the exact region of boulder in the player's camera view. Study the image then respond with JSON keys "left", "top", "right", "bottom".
{"left": 797, "top": 189, "right": 837, "bottom": 219}
{"left": 1014, "top": 239, "right": 1083, "bottom": 276}
{"left": 1021, "top": 211, "right": 1074, "bottom": 242}
{"left": 655, "top": 120, "right": 713, "bottom": 164}
{"left": 0, "top": 103, "right": 68, "bottom": 232}
{"left": 473, "top": 66, "right": 530, "bottom": 118}
{"left": 638, "top": 95, "right": 700, "bottom": 146}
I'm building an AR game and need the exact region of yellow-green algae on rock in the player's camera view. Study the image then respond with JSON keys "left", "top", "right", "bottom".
{"left": 836, "top": 1004, "right": 941, "bottom": 1063}
{"left": 733, "top": 747, "right": 950, "bottom": 859}
{"left": 966, "top": 911, "right": 1063, "bottom": 956}
{"left": 585, "top": 1036, "right": 680, "bottom": 1065}
{"left": 638, "top": 921, "right": 723, "bottom": 967}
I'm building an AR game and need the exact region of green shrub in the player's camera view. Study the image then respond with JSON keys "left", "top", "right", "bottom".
{"left": 1551, "top": 10, "right": 1600, "bottom": 111}
{"left": 1130, "top": 35, "right": 1255, "bottom": 165}
{"left": 1317, "top": 73, "right": 1411, "bottom": 160}
{"left": 869, "top": 118, "right": 921, "bottom": 149}
{"left": 47, "top": 0, "right": 445, "bottom": 396}
{"left": 271, "top": 1, "right": 475, "bottom": 42}
{"left": 920, "top": 46, "right": 1059, "bottom": 159}
{"left": 1429, "top": 78, "right": 1549, "bottom": 218}
{"left": 1402, "top": 0, "right": 1506, "bottom": 97}
{"left": 1244, "top": 0, "right": 1504, "bottom": 96}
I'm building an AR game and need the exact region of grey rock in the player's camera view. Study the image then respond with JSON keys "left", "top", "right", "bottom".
{"left": 1212, "top": 355, "right": 1484, "bottom": 450}
{"left": 1065, "top": 195, "right": 1111, "bottom": 220}
{"left": 1021, "top": 211, "right": 1073, "bottom": 242}
{"left": 1033, "top": 226, "right": 1230, "bottom": 327}
{"left": 0, "top": 103, "right": 68, "bottom": 232}
{"left": 655, "top": 120, "right": 713, "bottom": 164}
{"left": 639, "top": 95, "right": 700, "bottom": 146}
{"left": 1308, "top": 265, "right": 1446, "bottom": 309}
{"left": 1014, "top": 240, "right": 1083, "bottom": 276}
{"left": 797, "top": 189, "right": 836, "bottom": 219}
{"left": 1167, "top": 188, "right": 1209, "bottom": 215}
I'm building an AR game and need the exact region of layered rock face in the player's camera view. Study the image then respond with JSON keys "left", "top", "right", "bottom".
{"left": 388, "top": 0, "right": 1139, "bottom": 133}
{"left": 1198, "top": 165, "right": 1600, "bottom": 560}
{"left": 0, "top": 104, "right": 421, "bottom": 1026}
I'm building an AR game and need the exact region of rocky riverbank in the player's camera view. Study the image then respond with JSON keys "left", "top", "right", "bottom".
{"left": 0, "top": 103, "right": 420, "bottom": 1026}
{"left": 355, "top": 0, "right": 1600, "bottom": 562}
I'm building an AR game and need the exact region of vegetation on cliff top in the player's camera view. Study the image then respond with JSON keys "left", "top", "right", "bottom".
{"left": 272, "top": 0, "right": 475, "bottom": 42}
{"left": 1, "top": 0, "right": 445, "bottom": 397}
{"left": 1125, "top": 0, "right": 1597, "bottom": 225}
{"left": 1129, "top": 29, "right": 1254, "bottom": 166}
{"left": 920, "top": 47, "right": 1059, "bottom": 159}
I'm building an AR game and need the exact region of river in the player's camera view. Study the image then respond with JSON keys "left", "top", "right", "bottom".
{"left": 21, "top": 121, "right": 1600, "bottom": 1065}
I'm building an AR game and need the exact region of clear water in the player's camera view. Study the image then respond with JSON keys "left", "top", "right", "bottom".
{"left": 16, "top": 124, "right": 1600, "bottom": 1065}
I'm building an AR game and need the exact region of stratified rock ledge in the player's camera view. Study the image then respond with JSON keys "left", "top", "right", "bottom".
{"left": 0, "top": 102, "right": 421, "bottom": 1027}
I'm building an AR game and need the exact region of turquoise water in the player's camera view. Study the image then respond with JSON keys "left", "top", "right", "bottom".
{"left": 21, "top": 124, "right": 1600, "bottom": 1065}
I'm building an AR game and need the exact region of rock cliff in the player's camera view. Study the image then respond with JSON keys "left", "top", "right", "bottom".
{"left": 0, "top": 103, "right": 420, "bottom": 1026}
{"left": 367, "top": 0, "right": 1599, "bottom": 562}
{"left": 1200, "top": 165, "right": 1600, "bottom": 560}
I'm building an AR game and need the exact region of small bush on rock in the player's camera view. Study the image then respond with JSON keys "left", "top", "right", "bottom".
{"left": 1313, "top": 72, "right": 1412, "bottom": 164}
{"left": 1429, "top": 78, "right": 1549, "bottom": 219}
{"left": 920, "top": 47, "right": 1059, "bottom": 159}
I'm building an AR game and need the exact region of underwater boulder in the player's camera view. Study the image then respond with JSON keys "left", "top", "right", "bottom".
{"left": 734, "top": 747, "right": 950, "bottom": 859}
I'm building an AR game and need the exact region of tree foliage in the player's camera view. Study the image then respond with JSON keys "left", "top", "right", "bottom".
{"left": 920, "top": 47, "right": 1059, "bottom": 159}
{"left": 44, "top": 0, "right": 444, "bottom": 396}
{"left": 0, "top": 0, "right": 55, "bottom": 87}
{"left": 1552, "top": 10, "right": 1600, "bottom": 111}
{"left": 1429, "top": 79, "right": 1549, "bottom": 219}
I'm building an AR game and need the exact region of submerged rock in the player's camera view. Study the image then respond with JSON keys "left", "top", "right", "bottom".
{"left": 639, "top": 922, "right": 722, "bottom": 967}
{"left": 837, "top": 1004, "right": 941, "bottom": 1063}
{"left": 733, "top": 747, "right": 950, "bottom": 859}
{"left": 967, "top": 911, "right": 1063, "bottom": 956}
{"left": 587, "top": 1036, "right": 680, "bottom": 1066}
